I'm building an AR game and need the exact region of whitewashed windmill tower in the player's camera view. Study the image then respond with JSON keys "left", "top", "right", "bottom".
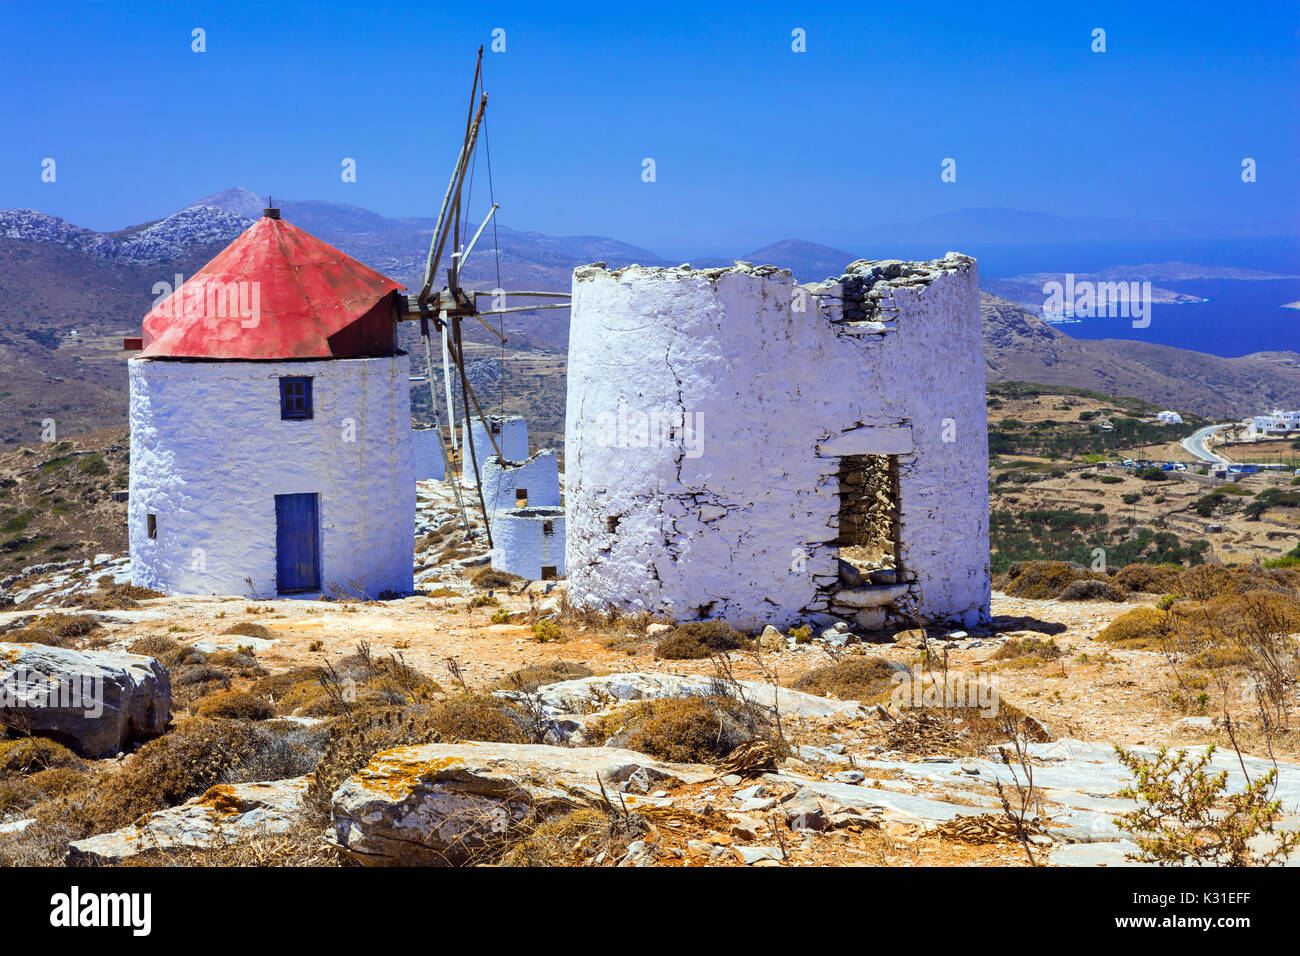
{"left": 125, "top": 204, "right": 416, "bottom": 599}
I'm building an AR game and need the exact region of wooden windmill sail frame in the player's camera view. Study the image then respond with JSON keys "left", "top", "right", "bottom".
{"left": 398, "top": 47, "right": 570, "bottom": 546}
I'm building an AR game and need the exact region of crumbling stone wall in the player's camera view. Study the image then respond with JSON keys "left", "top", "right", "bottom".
{"left": 564, "top": 254, "right": 989, "bottom": 631}
{"left": 480, "top": 449, "right": 561, "bottom": 515}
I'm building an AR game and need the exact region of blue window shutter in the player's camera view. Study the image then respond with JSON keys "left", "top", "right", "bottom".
{"left": 280, "top": 377, "right": 313, "bottom": 420}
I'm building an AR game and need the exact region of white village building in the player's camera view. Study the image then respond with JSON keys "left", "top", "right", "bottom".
{"left": 1248, "top": 409, "right": 1300, "bottom": 437}
{"left": 126, "top": 207, "right": 415, "bottom": 600}
{"left": 564, "top": 255, "right": 989, "bottom": 632}
{"left": 1156, "top": 410, "right": 1183, "bottom": 425}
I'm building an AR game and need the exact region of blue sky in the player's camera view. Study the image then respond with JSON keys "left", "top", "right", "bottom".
{"left": 2, "top": 0, "right": 1296, "bottom": 254}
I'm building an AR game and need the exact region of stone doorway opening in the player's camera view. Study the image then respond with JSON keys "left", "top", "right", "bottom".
{"left": 836, "top": 454, "right": 901, "bottom": 575}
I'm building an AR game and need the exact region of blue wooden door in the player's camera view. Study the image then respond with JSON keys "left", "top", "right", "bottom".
{"left": 275, "top": 493, "right": 320, "bottom": 593}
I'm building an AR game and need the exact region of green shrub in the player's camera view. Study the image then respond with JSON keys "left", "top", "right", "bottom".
{"left": 531, "top": 620, "right": 561, "bottom": 642}
{"left": 1114, "top": 744, "right": 1300, "bottom": 866}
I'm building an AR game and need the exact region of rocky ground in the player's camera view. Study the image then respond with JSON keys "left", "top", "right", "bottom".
{"left": 0, "top": 482, "right": 1297, "bottom": 867}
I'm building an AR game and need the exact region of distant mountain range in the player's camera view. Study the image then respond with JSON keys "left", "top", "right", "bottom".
{"left": 1, "top": 189, "right": 1298, "bottom": 446}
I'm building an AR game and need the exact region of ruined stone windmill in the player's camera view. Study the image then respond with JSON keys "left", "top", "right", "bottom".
{"left": 397, "top": 47, "right": 571, "bottom": 548}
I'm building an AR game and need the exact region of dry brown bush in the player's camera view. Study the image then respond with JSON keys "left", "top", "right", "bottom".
{"left": 653, "top": 622, "right": 749, "bottom": 660}
{"left": 1058, "top": 579, "right": 1126, "bottom": 602}
{"left": 493, "top": 660, "right": 593, "bottom": 693}
{"left": 197, "top": 690, "right": 275, "bottom": 720}
{"left": 791, "top": 657, "right": 899, "bottom": 702}
{"left": 0, "top": 737, "right": 84, "bottom": 775}
{"left": 585, "top": 694, "right": 776, "bottom": 764}
{"left": 1115, "top": 563, "right": 1182, "bottom": 594}
{"left": 126, "top": 635, "right": 181, "bottom": 658}
{"left": 221, "top": 621, "right": 273, "bottom": 641}
{"left": 1000, "top": 561, "right": 1091, "bottom": 599}
{"left": 1097, "top": 607, "right": 1171, "bottom": 648}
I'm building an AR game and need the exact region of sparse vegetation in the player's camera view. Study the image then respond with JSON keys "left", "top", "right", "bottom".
{"left": 653, "top": 621, "right": 749, "bottom": 660}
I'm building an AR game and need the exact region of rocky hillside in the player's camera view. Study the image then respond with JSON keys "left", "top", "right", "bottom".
{"left": 3, "top": 194, "right": 1300, "bottom": 447}
{"left": 982, "top": 293, "right": 1300, "bottom": 417}
{"left": 0, "top": 426, "right": 129, "bottom": 577}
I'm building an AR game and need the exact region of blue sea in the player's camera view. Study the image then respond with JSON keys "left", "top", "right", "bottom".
{"left": 1052, "top": 279, "right": 1300, "bottom": 358}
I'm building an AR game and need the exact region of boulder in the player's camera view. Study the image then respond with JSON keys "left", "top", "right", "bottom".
{"left": 0, "top": 643, "right": 171, "bottom": 758}
{"left": 759, "top": 625, "right": 786, "bottom": 650}
{"left": 326, "top": 742, "right": 713, "bottom": 866}
{"left": 67, "top": 777, "right": 309, "bottom": 865}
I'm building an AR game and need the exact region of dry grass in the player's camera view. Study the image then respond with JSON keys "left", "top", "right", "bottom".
{"left": 585, "top": 695, "right": 776, "bottom": 765}
{"left": 1000, "top": 561, "right": 1091, "bottom": 599}
{"left": 492, "top": 660, "right": 593, "bottom": 693}
{"left": 992, "top": 637, "right": 1063, "bottom": 668}
{"left": 0, "top": 612, "right": 102, "bottom": 648}
{"left": 197, "top": 690, "right": 276, "bottom": 720}
{"left": 654, "top": 622, "right": 750, "bottom": 660}
{"left": 791, "top": 657, "right": 899, "bottom": 702}
{"left": 65, "top": 583, "right": 163, "bottom": 610}
{"left": 0, "top": 737, "right": 84, "bottom": 775}
{"left": 499, "top": 808, "right": 627, "bottom": 867}
{"left": 1097, "top": 606, "right": 1171, "bottom": 649}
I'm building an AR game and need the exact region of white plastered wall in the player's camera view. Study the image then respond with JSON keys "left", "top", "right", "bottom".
{"left": 563, "top": 256, "right": 989, "bottom": 631}
{"left": 479, "top": 450, "right": 561, "bottom": 515}
{"left": 461, "top": 415, "right": 529, "bottom": 485}
{"left": 491, "top": 508, "right": 566, "bottom": 580}
{"left": 128, "top": 354, "right": 415, "bottom": 599}
{"left": 412, "top": 426, "right": 446, "bottom": 481}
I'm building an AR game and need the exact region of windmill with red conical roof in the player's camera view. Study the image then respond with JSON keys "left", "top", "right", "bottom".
{"left": 126, "top": 201, "right": 416, "bottom": 599}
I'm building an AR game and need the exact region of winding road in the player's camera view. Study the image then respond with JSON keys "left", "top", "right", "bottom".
{"left": 1181, "top": 424, "right": 1231, "bottom": 465}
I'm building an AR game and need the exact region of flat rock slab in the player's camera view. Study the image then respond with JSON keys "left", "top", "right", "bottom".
{"left": 765, "top": 772, "right": 998, "bottom": 823}
{"left": 327, "top": 741, "right": 713, "bottom": 866}
{"left": 193, "top": 635, "right": 276, "bottom": 654}
{"left": 0, "top": 642, "right": 170, "bottom": 758}
{"left": 503, "top": 672, "right": 871, "bottom": 721}
{"left": 1049, "top": 841, "right": 1151, "bottom": 867}
{"left": 67, "top": 776, "right": 310, "bottom": 866}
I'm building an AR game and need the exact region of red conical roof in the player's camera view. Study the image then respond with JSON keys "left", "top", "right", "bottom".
{"left": 140, "top": 215, "right": 405, "bottom": 359}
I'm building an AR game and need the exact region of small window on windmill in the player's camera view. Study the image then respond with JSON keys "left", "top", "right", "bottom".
{"left": 515, "top": 488, "right": 529, "bottom": 507}
{"left": 540, "top": 566, "right": 557, "bottom": 581}
{"left": 147, "top": 514, "right": 157, "bottom": 539}
{"left": 490, "top": 421, "right": 501, "bottom": 435}
{"left": 280, "top": 377, "right": 313, "bottom": 420}
{"left": 543, "top": 520, "right": 554, "bottom": 535}
{"left": 606, "top": 516, "right": 620, "bottom": 534}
